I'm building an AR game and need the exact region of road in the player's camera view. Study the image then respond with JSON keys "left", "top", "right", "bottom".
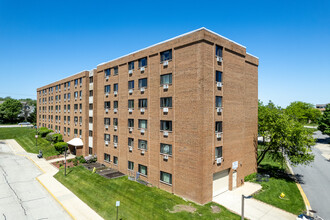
{"left": 292, "top": 131, "right": 330, "bottom": 220}
{"left": 0, "top": 140, "right": 71, "bottom": 220}
{"left": 0, "top": 125, "right": 33, "bottom": 128}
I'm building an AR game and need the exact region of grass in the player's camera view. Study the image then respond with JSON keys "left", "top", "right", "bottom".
{"left": 0, "top": 127, "right": 58, "bottom": 157}
{"left": 54, "top": 166, "right": 241, "bottom": 220}
{"left": 246, "top": 151, "right": 305, "bottom": 215}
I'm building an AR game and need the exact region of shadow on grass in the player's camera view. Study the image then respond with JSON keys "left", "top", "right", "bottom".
{"left": 258, "top": 164, "right": 305, "bottom": 184}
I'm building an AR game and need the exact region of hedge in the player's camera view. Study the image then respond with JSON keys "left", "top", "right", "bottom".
{"left": 54, "top": 142, "right": 68, "bottom": 154}
{"left": 39, "top": 127, "right": 53, "bottom": 137}
{"left": 46, "top": 133, "right": 63, "bottom": 143}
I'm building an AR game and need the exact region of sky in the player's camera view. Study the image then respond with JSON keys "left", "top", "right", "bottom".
{"left": 0, "top": 0, "right": 329, "bottom": 107}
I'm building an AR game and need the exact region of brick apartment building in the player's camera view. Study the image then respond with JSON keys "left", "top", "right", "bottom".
{"left": 37, "top": 28, "right": 259, "bottom": 204}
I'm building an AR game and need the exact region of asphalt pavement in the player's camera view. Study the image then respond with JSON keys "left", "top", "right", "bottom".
{"left": 0, "top": 140, "right": 71, "bottom": 220}
{"left": 291, "top": 131, "right": 330, "bottom": 220}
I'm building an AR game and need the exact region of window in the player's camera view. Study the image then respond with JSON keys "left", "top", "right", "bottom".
{"left": 160, "top": 120, "right": 172, "bottom": 131}
{"left": 79, "top": 78, "right": 82, "bottom": 85}
{"left": 104, "top": 134, "right": 110, "bottom": 141}
{"left": 104, "top": 101, "right": 111, "bottom": 109}
{"left": 79, "top": 90, "right": 82, "bottom": 98}
{"left": 215, "top": 146, "right": 223, "bottom": 159}
{"left": 138, "top": 99, "right": 147, "bottom": 108}
{"left": 113, "top": 118, "right": 118, "bottom": 126}
{"left": 74, "top": 129, "right": 78, "bottom": 135}
{"left": 138, "top": 119, "right": 147, "bottom": 129}
{"left": 104, "top": 153, "right": 110, "bottom": 162}
{"left": 114, "top": 101, "right": 118, "bottom": 109}
{"left": 128, "top": 100, "right": 134, "bottom": 109}
{"left": 74, "top": 104, "right": 78, "bottom": 110}
{"left": 128, "top": 161, "right": 134, "bottom": 170}
{"left": 160, "top": 97, "right": 172, "bottom": 108}
{"left": 89, "top": 147, "right": 93, "bottom": 155}
{"left": 79, "top": 117, "right": 82, "bottom": 123}
{"left": 160, "top": 171, "right": 172, "bottom": 184}
{"left": 74, "top": 79, "right": 78, "bottom": 86}
{"left": 64, "top": 94, "right": 67, "bottom": 100}
{"left": 74, "top": 91, "right": 78, "bottom": 98}
{"left": 128, "top": 61, "right": 134, "bottom": 70}
{"left": 68, "top": 116, "right": 71, "bottom": 122}
{"left": 79, "top": 103, "right": 82, "bottom": 110}
{"left": 89, "top": 90, "right": 93, "bottom": 97}
{"left": 89, "top": 76, "right": 93, "bottom": 83}
{"left": 114, "top": 83, "right": 118, "bottom": 92}
{"left": 160, "top": 50, "right": 172, "bottom": 62}
{"left": 138, "top": 140, "right": 147, "bottom": 150}
{"left": 105, "top": 68, "right": 110, "bottom": 77}
{"left": 138, "top": 57, "right": 147, "bottom": 67}
{"left": 67, "top": 81, "right": 71, "bottom": 88}
{"left": 160, "top": 143, "right": 172, "bottom": 155}
{"left": 160, "top": 73, "right": 172, "bottom": 85}
{"left": 67, "top": 128, "right": 70, "bottom": 135}
{"left": 128, "top": 138, "right": 134, "bottom": 147}
{"left": 138, "top": 164, "right": 147, "bottom": 176}
{"left": 128, "top": 119, "right": 134, "bottom": 128}
{"left": 74, "top": 116, "right": 78, "bottom": 123}
{"left": 216, "top": 96, "right": 222, "bottom": 108}
{"left": 89, "top": 117, "right": 93, "bottom": 123}
{"left": 216, "top": 71, "right": 222, "bottom": 82}
{"left": 113, "top": 156, "right": 118, "bottom": 165}
{"left": 68, "top": 93, "right": 71, "bottom": 100}
{"left": 89, "top": 104, "right": 93, "bottom": 110}
{"left": 104, "top": 85, "right": 110, "bottom": 94}
{"left": 114, "top": 66, "right": 118, "bottom": 75}
{"left": 138, "top": 78, "right": 147, "bottom": 88}
{"left": 215, "top": 121, "right": 222, "bottom": 133}
{"left": 128, "top": 80, "right": 134, "bottom": 89}
{"left": 216, "top": 45, "right": 223, "bottom": 57}
{"left": 89, "top": 130, "right": 93, "bottom": 136}
{"left": 113, "top": 135, "right": 118, "bottom": 143}
{"left": 104, "top": 118, "right": 110, "bottom": 126}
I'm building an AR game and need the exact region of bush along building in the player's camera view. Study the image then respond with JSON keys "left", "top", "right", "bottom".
{"left": 37, "top": 28, "right": 259, "bottom": 204}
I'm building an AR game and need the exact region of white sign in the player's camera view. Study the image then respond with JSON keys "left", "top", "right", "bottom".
{"left": 116, "top": 201, "right": 120, "bottom": 207}
{"left": 232, "top": 161, "right": 238, "bottom": 170}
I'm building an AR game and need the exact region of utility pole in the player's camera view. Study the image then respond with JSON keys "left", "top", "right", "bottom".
{"left": 64, "top": 144, "right": 67, "bottom": 176}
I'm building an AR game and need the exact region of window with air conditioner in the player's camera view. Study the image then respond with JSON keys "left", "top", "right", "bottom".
{"left": 114, "top": 101, "right": 118, "bottom": 109}
{"left": 113, "top": 135, "right": 118, "bottom": 143}
{"left": 215, "top": 146, "right": 223, "bottom": 159}
{"left": 160, "top": 50, "right": 172, "bottom": 62}
{"left": 128, "top": 100, "right": 134, "bottom": 109}
{"left": 138, "top": 78, "right": 148, "bottom": 88}
{"left": 160, "top": 73, "right": 172, "bottom": 85}
{"left": 138, "top": 57, "right": 147, "bottom": 68}
{"left": 138, "top": 140, "right": 147, "bottom": 150}
{"left": 216, "top": 96, "right": 222, "bottom": 108}
{"left": 128, "top": 80, "right": 134, "bottom": 90}
{"left": 113, "top": 118, "right": 118, "bottom": 126}
{"left": 104, "top": 85, "right": 110, "bottom": 94}
{"left": 160, "top": 97, "right": 172, "bottom": 108}
{"left": 128, "top": 138, "right": 134, "bottom": 147}
{"left": 216, "top": 71, "right": 222, "bottom": 83}
{"left": 128, "top": 119, "right": 134, "bottom": 128}
{"left": 138, "top": 99, "right": 147, "bottom": 108}
{"left": 138, "top": 119, "right": 147, "bottom": 129}
{"left": 104, "top": 134, "right": 110, "bottom": 141}
{"left": 216, "top": 45, "right": 223, "bottom": 58}
{"left": 215, "top": 121, "right": 222, "bottom": 133}
{"left": 105, "top": 68, "right": 111, "bottom": 77}
{"left": 160, "top": 143, "right": 172, "bottom": 155}
{"left": 128, "top": 61, "right": 134, "bottom": 70}
{"left": 114, "top": 83, "right": 118, "bottom": 92}
{"left": 104, "top": 118, "right": 110, "bottom": 126}
{"left": 160, "top": 120, "right": 172, "bottom": 131}
{"left": 104, "top": 101, "right": 111, "bottom": 110}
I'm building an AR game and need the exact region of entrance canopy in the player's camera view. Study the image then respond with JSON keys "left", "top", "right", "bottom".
{"left": 67, "top": 138, "right": 83, "bottom": 147}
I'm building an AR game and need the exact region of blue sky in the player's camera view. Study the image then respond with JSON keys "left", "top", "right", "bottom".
{"left": 0, "top": 0, "right": 329, "bottom": 107}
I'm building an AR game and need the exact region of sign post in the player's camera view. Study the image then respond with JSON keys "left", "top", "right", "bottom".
{"left": 116, "top": 201, "right": 120, "bottom": 220}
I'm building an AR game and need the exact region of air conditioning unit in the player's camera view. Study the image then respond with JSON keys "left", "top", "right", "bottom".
{"left": 140, "top": 108, "right": 145, "bottom": 113}
{"left": 80, "top": 97, "right": 82, "bottom": 100}
{"left": 74, "top": 110, "right": 77, "bottom": 113}
{"left": 129, "top": 146, "right": 133, "bottom": 152}
{"left": 217, "top": 107, "right": 222, "bottom": 113}
{"left": 140, "top": 128, "right": 145, "bottom": 134}
{"left": 163, "top": 107, "right": 169, "bottom": 113}
{"left": 140, "top": 67, "right": 145, "bottom": 72}
{"left": 128, "top": 69, "right": 133, "bottom": 75}
{"left": 105, "top": 108, "right": 109, "bottom": 113}
{"left": 80, "top": 83, "right": 82, "bottom": 87}
{"left": 114, "top": 126, "right": 118, "bottom": 131}
{"left": 80, "top": 122, "right": 82, "bottom": 126}
{"left": 129, "top": 127, "right": 133, "bottom": 132}
{"left": 105, "top": 141, "right": 109, "bottom": 145}
{"left": 75, "top": 97, "right": 77, "bottom": 101}
{"left": 79, "top": 135, "right": 82, "bottom": 139}
{"left": 75, "top": 122, "right": 77, "bottom": 125}
{"left": 163, "top": 60, "right": 169, "bottom": 67}
{"left": 114, "top": 91, "right": 118, "bottom": 96}
{"left": 163, "top": 131, "right": 169, "bottom": 137}
{"left": 114, "top": 143, "right": 117, "bottom": 148}
{"left": 216, "top": 157, "right": 223, "bottom": 164}
{"left": 141, "top": 150, "right": 145, "bottom": 155}
{"left": 105, "top": 93, "right": 109, "bottom": 97}
{"left": 68, "top": 110, "right": 70, "bottom": 113}
{"left": 163, "top": 154, "right": 169, "bottom": 160}
{"left": 140, "top": 87, "right": 145, "bottom": 92}
{"left": 105, "top": 125, "right": 109, "bottom": 129}
{"left": 217, "top": 82, "right": 223, "bottom": 88}
{"left": 216, "top": 132, "right": 222, "bottom": 139}
{"left": 80, "top": 109, "right": 82, "bottom": 113}
{"left": 163, "top": 84, "right": 169, "bottom": 90}
{"left": 217, "top": 56, "right": 223, "bottom": 63}
{"left": 114, "top": 108, "right": 118, "bottom": 113}
{"left": 129, "top": 89, "right": 133, "bottom": 94}
{"left": 128, "top": 108, "right": 133, "bottom": 113}
{"left": 106, "top": 76, "right": 109, "bottom": 80}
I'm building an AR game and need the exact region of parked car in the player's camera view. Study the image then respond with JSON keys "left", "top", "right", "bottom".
{"left": 18, "top": 122, "right": 31, "bottom": 125}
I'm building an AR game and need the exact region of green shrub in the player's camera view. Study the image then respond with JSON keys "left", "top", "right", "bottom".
{"left": 39, "top": 127, "right": 53, "bottom": 137}
{"left": 73, "top": 160, "right": 78, "bottom": 166}
{"left": 54, "top": 142, "right": 68, "bottom": 154}
{"left": 53, "top": 133, "right": 63, "bottom": 143}
{"left": 76, "top": 156, "right": 86, "bottom": 164}
{"left": 245, "top": 172, "right": 257, "bottom": 182}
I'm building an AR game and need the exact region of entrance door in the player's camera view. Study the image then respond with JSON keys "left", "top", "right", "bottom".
{"left": 232, "top": 171, "right": 237, "bottom": 189}
{"left": 213, "top": 169, "right": 229, "bottom": 197}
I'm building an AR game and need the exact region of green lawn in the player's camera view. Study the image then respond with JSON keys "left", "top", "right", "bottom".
{"left": 246, "top": 152, "right": 305, "bottom": 215}
{"left": 0, "top": 127, "right": 57, "bottom": 157}
{"left": 55, "top": 166, "right": 241, "bottom": 220}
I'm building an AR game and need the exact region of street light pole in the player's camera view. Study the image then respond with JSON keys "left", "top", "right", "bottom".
{"left": 64, "top": 144, "right": 67, "bottom": 176}
{"left": 241, "top": 194, "right": 252, "bottom": 220}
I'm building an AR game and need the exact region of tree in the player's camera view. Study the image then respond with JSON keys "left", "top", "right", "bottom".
{"left": 0, "top": 99, "right": 22, "bottom": 123}
{"left": 318, "top": 104, "right": 330, "bottom": 136}
{"left": 258, "top": 101, "right": 315, "bottom": 166}
{"left": 285, "top": 101, "right": 321, "bottom": 124}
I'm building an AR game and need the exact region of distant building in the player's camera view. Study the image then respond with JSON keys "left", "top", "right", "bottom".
{"left": 316, "top": 103, "right": 329, "bottom": 113}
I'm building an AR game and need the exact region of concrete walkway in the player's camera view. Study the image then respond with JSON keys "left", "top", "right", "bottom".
{"left": 4, "top": 139, "right": 103, "bottom": 220}
{"left": 213, "top": 182, "right": 297, "bottom": 220}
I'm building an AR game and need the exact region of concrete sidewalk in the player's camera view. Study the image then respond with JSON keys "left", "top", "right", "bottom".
{"left": 5, "top": 139, "right": 103, "bottom": 220}
{"left": 213, "top": 182, "right": 297, "bottom": 220}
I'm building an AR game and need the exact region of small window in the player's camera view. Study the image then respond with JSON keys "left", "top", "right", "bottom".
{"left": 104, "top": 118, "right": 110, "bottom": 125}
{"left": 114, "top": 101, "right": 118, "bottom": 109}
{"left": 138, "top": 140, "right": 147, "bottom": 150}
{"left": 113, "top": 135, "right": 118, "bottom": 143}
{"left": 89, "top": 76, "right": 93, "bottom": 83}
{"left": 160, "top": 50, "right": 172, "bottom": 62}
{"left": 215, "top": 146, "right": 222, "bottom": 159}
{"left": 128, "top": 100, "right": 134, "bottom": 109}
{"left": 105, "top": 68, "right": 111, "bottom": 77}
{"left": 74, "top": 104, "right": 78, "bottom": 110}
{"left": 128, "top": 61, "right": 134, "bottom": 70}
{"left": 74, "top": 79, "right": 78, "bottom": 86}
{"left": 89, "top": 117, "right": 93, "bottom": 123}
{"left": 104, "top": 101, "right": 111, "bottom": 109}
{"left": 128, "top": 161, "right": 134, "bottom": 170}
{"left": 216, "top": 71, "right": 222, "bottom": 82}
{"left": 216, "top": 96, "right": 222, "bottom": 108}
{"left": 216, "top": 45, "right": 223, "bottom": 57}
{"left": 89, "top": 90, "right": 93, "bottom": 97}
{"left": 113, "top": 118, "right": 118, "bottom": 126}
{"left": 215, "top": 121, "right": 222, "bottom": 133}
{"left": 138, "top": 78, "right": 147, "bottom": 88}
{"left": 138, "top": 57, "right": 147, "bottom": 68}
{"left": 113, "top": 156, "right": 118, "bottom": 165}
{"left": 104, "top": 85, "right": 110, "bottom": 93}
{"left": 114, "top": 66, "right": 118, "bottom": 75}
{"left": 160, "top": 120, "right": 172, "bottom": 131}
{"left": 104, "top": 153, "right": 110, "bottom": 162}
{"left": 160, "top": 97, "right": 172, "bottom": 108}
{"left": 138, "top": 99, "right": 147, "bottom": 108}
{"left": 138, "top": 164, "right": 147, "bottom": 176}
{"left": 128, "top": 119, "right": 134, "bottom": 128}
{"left": 160, "top": 171, "right": 172, "bottom": 184}
{"left": 138, "top": 119, "right": 147, "bottom": 129}
{"left": 89, "top": 104, "right": 93, "bottom": 110}
{"left": 128, "top": 80, "right": 134, "bottom": 89}
{"left": 114, "top": 83, "right": 118, "bottom": 92}
{"left": 128, "top": 138, "right": 134, "bottom": 147}
{"left": 160, "top": 74, "right": 172, "bottom": 85}
{"left": 89, "top": 147, "right": 93, "bottom": 155}
{"left": 160, "top": 143, "right": 172, "bottom": 155}
{"left": 104, "top": 134, "right": 110, "bottom": 141}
